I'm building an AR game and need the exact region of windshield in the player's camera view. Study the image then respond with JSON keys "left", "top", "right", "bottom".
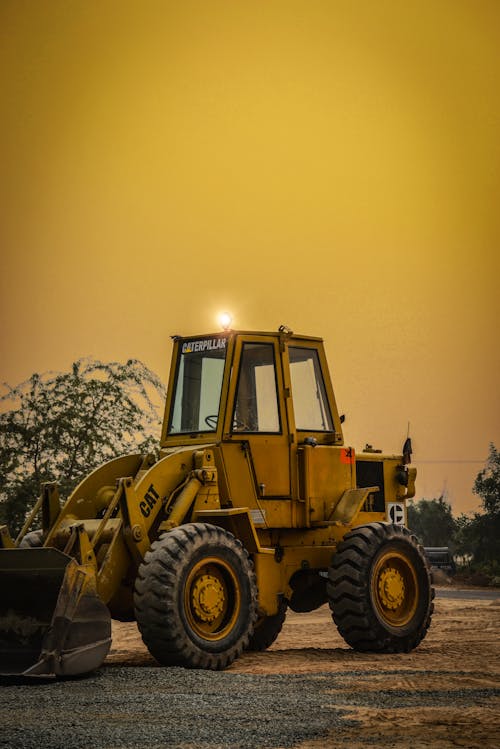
{"left": 168, "top": 336, "right": 228, "bottom": 434}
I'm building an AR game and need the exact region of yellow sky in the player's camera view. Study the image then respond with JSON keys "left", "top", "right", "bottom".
{"left": 1, "top": 1, "right": 499, "bottom": 514}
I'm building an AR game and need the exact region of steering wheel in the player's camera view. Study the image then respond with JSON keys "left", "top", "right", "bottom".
{"left": 204, "top": 414, "right": 252, "bottom": 431}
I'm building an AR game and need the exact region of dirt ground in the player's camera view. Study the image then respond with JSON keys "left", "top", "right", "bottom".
{"left": 108, "top": 590, "right": 500, "bottom": 748}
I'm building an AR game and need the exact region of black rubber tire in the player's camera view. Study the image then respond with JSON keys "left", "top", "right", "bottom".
{"left": 328, "top": 522, "right": 434, "bottom": 653}
{"left": 247, "top": 598, "right": 288, "bottom": 651}
{"left": 19, "top": 529, "right": 44, "bottom": 548}
{"left": 134, "top": 522, "right": 258, "bottom": 669}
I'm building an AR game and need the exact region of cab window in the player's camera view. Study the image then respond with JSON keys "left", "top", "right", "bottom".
{"left": 168, "top": 337, "right": 227, "bottom": 433}
{"left": 289, "top": 346, "right": 333, "bottom": 431}
{"left": 232, "top": 343, "right": 280, "bottom": 433}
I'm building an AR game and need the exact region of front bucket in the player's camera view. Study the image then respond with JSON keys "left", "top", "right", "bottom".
{"left": 0, "top": 548, "right": 111, "bottom": 678}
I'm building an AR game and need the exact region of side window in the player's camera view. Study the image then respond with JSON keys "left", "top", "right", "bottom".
{"left": 288, "top": 347, "right": 334, "bottom": 431}
{"left": 232, "top": 343, "right": 280, "bottom": 433}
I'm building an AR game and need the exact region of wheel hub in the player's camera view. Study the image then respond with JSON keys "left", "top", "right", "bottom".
{"left": 378, "top": 567, "right": 405, "bottom": 609}
{"left": 191, "top": 574, "right": 225, "bottom": 622}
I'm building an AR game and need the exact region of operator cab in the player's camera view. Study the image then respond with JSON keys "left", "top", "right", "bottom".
{"left": 162, "top": 330, "right": 345, "bottom": 501}
{"left": 163, "top": 330, "right": 343, "bottom": 445}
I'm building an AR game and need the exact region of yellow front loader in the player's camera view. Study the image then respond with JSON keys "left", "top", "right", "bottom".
{"left": 0, "top": 327, "right": 433, "bottom": 677}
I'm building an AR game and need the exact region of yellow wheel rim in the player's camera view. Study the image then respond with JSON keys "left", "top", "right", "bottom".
{"left": 371, "top": 549, "right": 419, "bottom": 627}
{"left": 184, "top": 557, "right": 241, "bottom": 641}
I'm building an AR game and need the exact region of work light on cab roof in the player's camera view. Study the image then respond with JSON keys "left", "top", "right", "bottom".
{"left": 218, "top": 312, "right": 233, "bottom": 331}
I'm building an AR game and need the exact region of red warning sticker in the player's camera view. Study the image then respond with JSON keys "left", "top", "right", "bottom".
{"left": 341, "top": 447, "right": 355, "bottom": 464}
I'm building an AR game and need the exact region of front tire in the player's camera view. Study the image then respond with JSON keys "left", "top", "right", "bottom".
{"left": 134, "top": 523, "right": 258, "bottom": 669}
{"left": 328, "top": 522, "right": 434, "bottom": 653}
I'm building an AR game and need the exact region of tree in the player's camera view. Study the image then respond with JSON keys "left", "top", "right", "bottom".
{"left": 474, "top": 443, "right": 500, "bottom": 516}
{"left": 407, "top": 496, "right": 456, "bottom": 547}
{"left": 0, "top": 358, "right": 166, "bottom": 535}
{"left": 468, "top": 443, "right": 500, "bottom": 569}
{"left": 407, "top": 447, "right": 500, "bottom": 580}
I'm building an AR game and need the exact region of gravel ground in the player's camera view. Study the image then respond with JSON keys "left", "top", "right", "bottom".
{"left": 2, "top": 596, "right": 499, "bottom": 749}
{"left": 1, "top": 666, "right": 499, "bottom": 749}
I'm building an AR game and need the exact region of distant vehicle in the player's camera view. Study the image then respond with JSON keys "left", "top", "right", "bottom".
{"left": 424, "top": 547, "right": 456, "bottom": 573}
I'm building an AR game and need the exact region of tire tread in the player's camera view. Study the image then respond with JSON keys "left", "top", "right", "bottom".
{"left": 327, "top": 522, "right": 434, "bottom": 653}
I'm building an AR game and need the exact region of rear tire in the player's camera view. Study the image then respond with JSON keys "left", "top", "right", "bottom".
{"left": 328, "top": 522, "right": 434, "bottom": 653}
{"left": 134, "top": 523, "right": 258, "bottom": 669}
{"left": 247, "top": 598, "right": 287, "bottom": 651}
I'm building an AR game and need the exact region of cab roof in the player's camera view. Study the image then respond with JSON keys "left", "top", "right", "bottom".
{"left": 172, "top": 329, "right": 324, "bottom": 343}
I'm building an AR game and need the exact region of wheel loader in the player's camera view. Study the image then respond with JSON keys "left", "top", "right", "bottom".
{"left": 0, "top": 327, "right": 433, "bottom": 677}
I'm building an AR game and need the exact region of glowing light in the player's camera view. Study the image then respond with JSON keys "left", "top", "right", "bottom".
{"left": 218, "top": 312, "right": 233, "bottom": 331}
